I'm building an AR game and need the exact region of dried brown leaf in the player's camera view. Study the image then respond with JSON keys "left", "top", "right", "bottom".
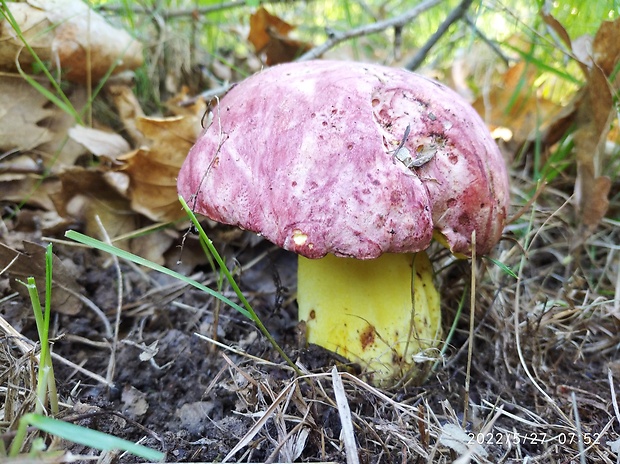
{"left": 0, "top": 0, "right": 143, "bottom": 84}
{"left": 572, "top": 19, "right": 619, "bottom": 230}
{"left": 0, "top": 76, "right": 55, "bottom": 152}
{"left": 248, "top": 7, "right": 295, "bottom": 53}
{"left": 0, "top": 241, "right": 82, "bottom": 315}
{"left": 541, "top": 12, "right": 572, "bottom": 50}
{"left": 51, "top": 167, "right": 138, "bottom": 249}
{"left": 0, "top": 75, "right": 87, "bottom": 167}
{"left": 105, "top": 84, "right": 146, "bottom": 146}
{"left": 248, "top": 7, "right": 312, "bottom": 65}
{"left": 118, "top": 112, "right": 204, "bottom": 223}
{"left": 541, "top": 11, "right": 589, "bottom": 76}
{"left": 0, "top": 173, "right": 60, "bottom": 211}
{"left": 121, "top": 385, "right": 149, "bottom": 418}
{"left": 591, "top": 18, "right": 620, "bottom": 75}
{"left": 131, "top": 230, "right": 175, "bottom": 266}
{"left": 68, "top": 125, "right": 131, "bottom": 161}
{"left": 573, "top": 82, "right": 614, "bottom": 229}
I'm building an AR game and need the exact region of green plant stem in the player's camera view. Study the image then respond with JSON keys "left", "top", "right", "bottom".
{"left": 44, "top": 245, "right": 59, "bottom": 414}
{"left": 17, "top": 244, "right": 59, "bottom": 417}
{"left": 22, "top": 278, "right": 48, "bottom": 415}
{"left": 8, "top": 415, "right": 29, "bottom": 457}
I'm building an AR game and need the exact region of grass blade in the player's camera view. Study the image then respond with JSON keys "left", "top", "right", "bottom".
{"left": 485, "top": 256, "right": 518, "bottom": 279}
{"left": 24, "top": 413, "right": 165, "bottom": 461}
{"left": 64, "top": 230, "right": 252, "bottom": 319}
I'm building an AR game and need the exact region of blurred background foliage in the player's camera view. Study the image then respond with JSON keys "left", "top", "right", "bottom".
{"left": 91, "top": 0, "right": 619, "bottom": 109}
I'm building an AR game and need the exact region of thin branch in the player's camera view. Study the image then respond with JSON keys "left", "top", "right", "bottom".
{"left": 464, "top": 14, "right": 511, "bottom": 66}
{"left": 405, "top": 0, "right": 474, "bottom": 71}
{"left": 298, "top": 0, "right": 445, "bottom": 62}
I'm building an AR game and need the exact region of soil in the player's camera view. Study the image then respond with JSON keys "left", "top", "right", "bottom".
{"left": 2, "top": 210, "right": 620, "bottom": 463}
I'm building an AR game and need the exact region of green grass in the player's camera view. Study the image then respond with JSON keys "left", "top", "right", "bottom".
{"left": 17, "top": 245, "right": 58, "bottom": 417}
{"left": 9, "top": 413, "right": 165, "bottom": 461}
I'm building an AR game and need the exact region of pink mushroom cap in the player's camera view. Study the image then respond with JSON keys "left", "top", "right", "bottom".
{"left": 178, "top": 60, "right": 509, "bottom": 259}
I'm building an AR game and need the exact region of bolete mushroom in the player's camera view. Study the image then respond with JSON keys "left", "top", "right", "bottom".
{"left": 177, "top": 60, "right": 509, "bottom": 386}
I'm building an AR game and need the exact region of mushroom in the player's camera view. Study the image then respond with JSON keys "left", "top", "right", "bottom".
{"left": 177, "top": 60, "right": 509, "bottom": 386}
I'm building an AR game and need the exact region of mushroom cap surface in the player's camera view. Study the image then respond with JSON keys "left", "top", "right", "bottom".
{"left": 178, "top": 60, "right": 509, "bottom": 258}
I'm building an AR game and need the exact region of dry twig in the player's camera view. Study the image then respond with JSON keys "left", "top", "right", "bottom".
{"left": 405, "top": 0, "right": 474, "bottom": 71}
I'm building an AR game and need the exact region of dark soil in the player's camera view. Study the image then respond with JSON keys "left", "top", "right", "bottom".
{"left": 2, "top": 212, "right": 620, "bottom": 463}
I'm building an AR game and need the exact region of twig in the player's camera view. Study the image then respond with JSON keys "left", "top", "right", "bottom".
{"left": 51, "top": 351, "right": 112, "bottom": 386}
{"left": 405, "top": 0, "right": 474, "bottom": 71}
{"left": 181, "top": 83, "right": 234, "bottom": 108}
{"left": 610, "top": 368, "right": 620, "bottom": 426}
{"left": 462, "top": 231, "right": 475, "bottom": 428}
{"left": 570, "top": 392, "right": 587, "bottom": 464}
{"left": 298, "top": 0, "right": 444, "bottom": 61}
{"left": 464, "top": 15, "right": 511, "bottom": 66}
{"left": 181, "top": 0, "right": 444, "bottom": 106}
{"left": 94, "top": 215, "right": 122, "bottom": 386}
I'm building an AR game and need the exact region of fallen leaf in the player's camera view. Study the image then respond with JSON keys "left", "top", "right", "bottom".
{"left": 51, "top": 167, "right": 138, "bottom": 250}
{"left": 13, "top": 208, "right": 71, "bottom": 237}
{"left": 248, "top": 7, "right": 295, "bottom": 53}
{"left": 572, "top": 75, "right": 613, "bottom": 230}
{"left": 121, "top": 385, "right": 149, "bottom": 418}
{"left": 0, "top": 76, "right": 55, "bottom": 152}
{"left": 105, "top": 83, "right": 146, "bottom": 146}
{"left": 591, "top": 19, "right": 620, "bottom": 75}
{"left": 68, "top": 125, "right": 131, "bottom": 161}
{"left": 130, "top": 228, "right": 176, "bottom": 266}
{"left": 0, "top": 75, "right": 88, "bottom": 167}
{"left": 0, "top": 155, "right": 44, "bottom": 181}
{"left": 50, "top": 167, "right": 176, "bottom": 265}
{"left": 263, "top": 29, "right": 313, "bottom": 66}
{"left": 0, "top": 241, "right": 82, "bottom": 315}
{"left": 541, "top": 11, "right": 573, "bottom": 51}
{"left": 248, "top": 7, "right": 312, "bottom": 65}
{"left": 118, "top": 111, "right": 204, "bottom": 223}
{"left": 0, "top": 170, "right": 60, "bottom": 211}
{"left": 0, "top": 0, "right": 143, "bottom": 84}
{"left": 571, "top": 18, "right": 619, "bottom": 231}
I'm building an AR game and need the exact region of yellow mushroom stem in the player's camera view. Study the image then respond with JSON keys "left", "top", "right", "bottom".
{"left": 297, "top": 251, "right": 442, "bottom": 386}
